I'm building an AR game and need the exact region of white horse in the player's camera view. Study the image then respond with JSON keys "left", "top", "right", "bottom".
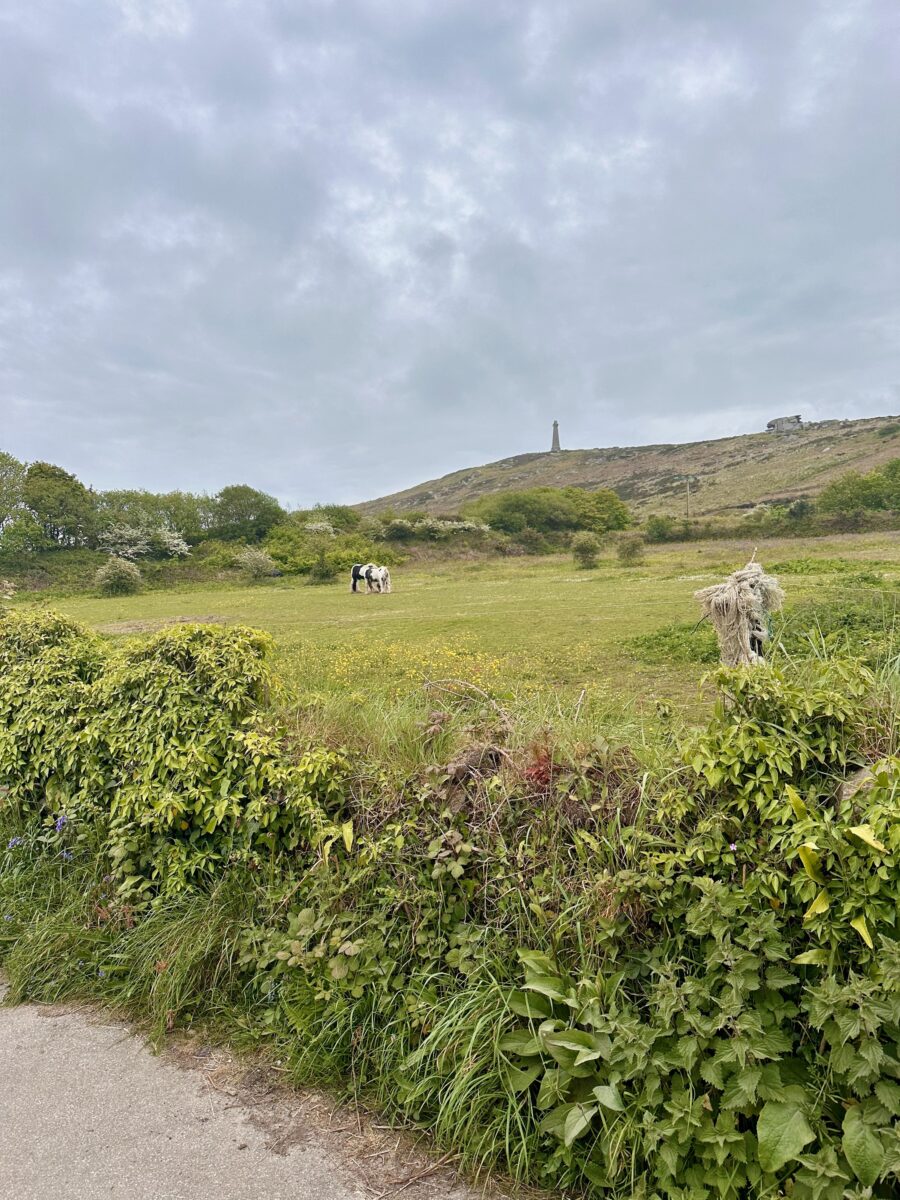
{"left": 349, "top": 563, "right": 392, "bottom": 594}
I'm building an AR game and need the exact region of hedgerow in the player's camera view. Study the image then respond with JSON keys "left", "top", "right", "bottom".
{"left": 1, "top": 607, "right": 898, "bottom": 1198}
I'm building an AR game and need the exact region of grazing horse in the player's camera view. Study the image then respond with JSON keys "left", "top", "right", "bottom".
{"left": 350, "top": 563, "right": 392, "bottom": 594}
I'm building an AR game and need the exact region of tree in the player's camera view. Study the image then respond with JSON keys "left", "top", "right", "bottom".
{"left": 0, "top": 450, "right": 25, "bottom": 532}
{"left": 464, "top": 488, "right": 581, "bottom": 533}
{"left": 817, "top": 465, "right": 894, "bottom": 513}
{"left": 562, "top": 487, "right": 631, "bottom": 533}
{"left": 22, "top": 462, "right": 97, "bottom": 547}
{"left": 464, "top": 486, "right": 632, "bottom": 535}
{"left": 96, "top": 489, "right": 215, "bottom": 544}
{"left": 211, "top": 485, "right": 285, "bottom": 542}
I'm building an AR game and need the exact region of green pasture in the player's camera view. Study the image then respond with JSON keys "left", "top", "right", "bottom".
{"left": 33, "top": 531, "right": 900, "bottom": 718}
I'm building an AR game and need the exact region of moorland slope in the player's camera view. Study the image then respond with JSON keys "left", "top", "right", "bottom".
{"left": 359, "top": 414, "right": 900, "bottom": 517}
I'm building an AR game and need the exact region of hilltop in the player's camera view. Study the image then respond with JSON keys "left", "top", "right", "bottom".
{"left": 359, "top": 415, "right": 900, "bottom": 518}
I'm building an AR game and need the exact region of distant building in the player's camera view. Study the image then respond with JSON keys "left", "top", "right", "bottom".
{"left": 766, "top": 414, "right": 802, "bottom": 434}
{"left": 550, "top": 420, "right": 561, "bottom": 452}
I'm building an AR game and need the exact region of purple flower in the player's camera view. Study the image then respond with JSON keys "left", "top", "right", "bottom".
{"left": 98, "top": 969, "right": 105, "bottom": 977}
{"left": 60, "top": 850, "right": 74, "bottom": 862}
{"left": 3, "top": 915, "right": 12, "bottom": 922}
{"left": 729, "top": 843, "right": 738, "bottom": 852}
{"left": 7, "top": 837, "right": 22, "bottom": 848}
{"left": 55, "top": 814, "right": 68, "bottom": 833}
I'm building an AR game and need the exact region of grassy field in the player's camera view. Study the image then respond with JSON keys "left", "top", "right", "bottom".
{"left": 35, "top": 530, "right": 900, "bottom": 730}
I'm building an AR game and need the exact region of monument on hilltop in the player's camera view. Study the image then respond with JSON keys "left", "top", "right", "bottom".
{"left": 550, "top": 420, "right": 561, "bottom": 452}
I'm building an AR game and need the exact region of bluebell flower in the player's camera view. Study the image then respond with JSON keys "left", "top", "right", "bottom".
{"left": 60, "top": 850, "right": 74, "bottom": 862}
{"left": 7, "top": 837, "right": 22, "bottom": 848}
{"left": 98, "top": 969, "right": 105, "bottom": 977}
{"left": 3, "top": 915, "right": 12, "bottom": 922}
{"left": 55, "top": 814, "right": 68, "bottom": 833}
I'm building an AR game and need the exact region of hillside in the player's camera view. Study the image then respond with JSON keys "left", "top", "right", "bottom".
{"left": 359, "top": 415, "right": 900, "bottom": 518}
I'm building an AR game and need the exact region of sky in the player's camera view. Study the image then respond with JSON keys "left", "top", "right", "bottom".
{"left": 1, "top": 0, "right": 898, "bottom": 507}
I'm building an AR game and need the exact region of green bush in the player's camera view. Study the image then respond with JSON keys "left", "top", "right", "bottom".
{"left": 2, "top": 613, "right": 899, "bottom": 1198}
{"left": 0, "top": 612, "right": 348, "bottom": 899}
{"left": 498, "top": 664, "right": 899, "bottom": 1197}
{"left": 96, "top": 556, "right": 142, "bottom": 595}
{"left": 571, "top": 531, "right": 602, "bottom": 569}
{"left": 616, "top": 533, "right": 645, "bottom": 566}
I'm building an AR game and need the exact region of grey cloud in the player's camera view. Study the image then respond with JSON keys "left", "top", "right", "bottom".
{"left": 1, "top": 0, "right": 898, "bottom": 506}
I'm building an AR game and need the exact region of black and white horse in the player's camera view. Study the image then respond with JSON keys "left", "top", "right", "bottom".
{"left": 350, "top": 563, "right": 392, "bottom": 594}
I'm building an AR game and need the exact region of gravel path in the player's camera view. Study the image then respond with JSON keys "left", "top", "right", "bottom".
{"left": 0, "top": 987, "right": 492, "bottom": 1200}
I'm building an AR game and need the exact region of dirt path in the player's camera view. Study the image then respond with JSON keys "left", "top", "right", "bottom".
{"left": 0, "top": 986, "right": 495, "bottom": 1200}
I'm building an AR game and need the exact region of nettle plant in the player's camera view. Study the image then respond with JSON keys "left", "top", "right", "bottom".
{"left": 499, "top": 663, "right": 900, "bottom": 1198}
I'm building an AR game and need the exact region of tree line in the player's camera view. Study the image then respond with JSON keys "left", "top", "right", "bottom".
{"left": 0, "top": 451, "right": 286, "bottom": 556}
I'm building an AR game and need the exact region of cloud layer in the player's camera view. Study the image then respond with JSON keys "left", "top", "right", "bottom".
{"left": 2, "top": 0, "right": 898, "bottom": 505}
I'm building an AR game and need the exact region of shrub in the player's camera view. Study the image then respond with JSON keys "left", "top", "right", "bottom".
{"left": 644, "top": 514, "right": 680, "bottom": 543}
{"left": 98, "top": 523, "right": 152, "bottom": 560}
{"left": 95, "top": 556, "right": 142, "bottom": 595}
{"left": 0, "top": 612, "right": 348, "bottom": 898}
{"left": 308, "top": 548, "right": 339, "bottom": 584}
{"left": 513, "top": 527, "right": 551, "bottom": 555}
{"left": 571, "top": 531, "right": 601, "bottom": 569}
{"left": 236, "top": 547, "right": 280, "bottom": 580}
{"left": 3, "top": 613, "right": 899, "bottom": 1198}
{"left": 616, "top": 533, "right": 645, "bottom": 565}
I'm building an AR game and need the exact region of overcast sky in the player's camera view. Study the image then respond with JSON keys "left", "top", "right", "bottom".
{"left": 1, "top": 1, "right": 898, "bottom": 507}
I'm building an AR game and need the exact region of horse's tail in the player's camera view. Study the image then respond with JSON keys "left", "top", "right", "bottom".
{"left": 350, "top": 563, "right": 362, "bottom": 592}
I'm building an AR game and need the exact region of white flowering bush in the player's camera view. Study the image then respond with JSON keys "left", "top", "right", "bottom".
{"left": 148, "top": 527, "right": 191, "bottom": 558}
{"left": 303, "top": 521, "right": 336, "bottom": 537}
{"left": 98, "top": 524, "right": 151, "bottom": 560}
{"left": 382, "top": 517, "right": 490, "bottom": 541}
{"left": 0, "top": 578, "right": 16, "bottom": 603}
{"left": 236, "top": 547, "right": 280, "bottom": 580}
{"left": 96, "top": 556, "right": 142, "bottom": 596}
{"left": 99, "top": 523, "right": 190, "bottom": 560}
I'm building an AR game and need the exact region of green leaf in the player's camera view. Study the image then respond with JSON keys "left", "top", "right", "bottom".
{"left": 842, "top": 1108, "right": 885, "bottom": 1187}
{"left": 593, "top": 1084, "right": 625, "bottom": 1112}
{"left": 499, "top": 1031, "right": 542, "bottom": 1057}
{"left": 757, "top": 1101, "right": 815, "bottom": 1173}
{"left": 792, "top": 948, "right": 829, "bottom": 966}
{"left": 517, "top": 950, "right": 559, "bottom": 976}
{"left": 785, "top": 785, "right": 807, "bottom": 819}
{"left": 505, "top": 989, "right": 554, "bottom": 1020}
{"left": 846, "top": 825, "right": 888, "bottom": 854}
{"left": 563, "top": 1104, "right": 597, "bottom": 1148}
{"left": 523, "top": 975, "right": 570, "bottom": 1002}
{"left": 849, "top": 915, "right": 874, "bottom": 948}
{"left": 798, "top": 844, "right": 826, "bottom": 884}
{"left": 537, "top": 1069, "right": 571, "bottom": 1111}
{"left": 341, "top": 820, "right": 354, "bottom": 852}
{"left": 803, "top": 890, "right": 830, "bottom": 921}
{"left": 538, "top": 1102, "right": 574, "bottom": 1138}
{"left": 504, "top": 1062, "right": 542, "bottom": 1093}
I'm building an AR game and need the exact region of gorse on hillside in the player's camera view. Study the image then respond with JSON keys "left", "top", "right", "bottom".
{"left": 1, "top": 607, "right": 898, "bottom": 1198}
